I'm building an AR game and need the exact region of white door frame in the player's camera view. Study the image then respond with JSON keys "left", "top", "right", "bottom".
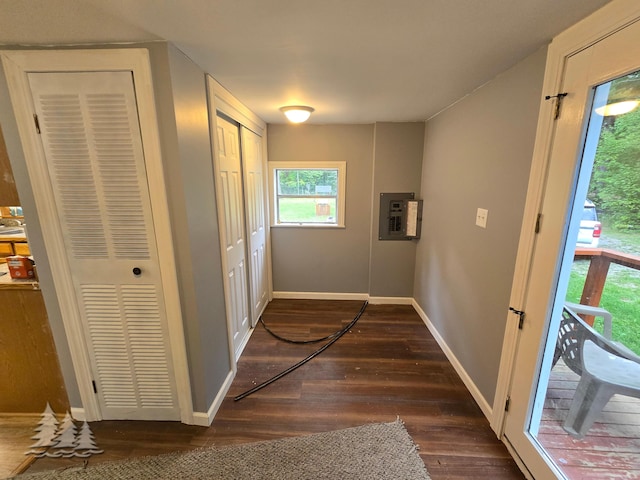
{"left": 492, "top": 0, "right": 640, "bottom": 440}
{"left": 206, "top": 76, "right": 271, "bottom": 371}
{"left": 2, "top": 48, "right": 194, "bottom": 424}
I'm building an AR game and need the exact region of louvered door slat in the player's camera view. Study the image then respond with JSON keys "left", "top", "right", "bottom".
{"left": 82, "top": 285, "right": 137, "bottom": 408}
{"left": 38, "top": 93, "right": 108, "bottom": 259}
{"left": 87, "top": 93, "right": 150, "bottom": 260}
{"left": 122, "top": 285, "right": 173, "bottom": 408}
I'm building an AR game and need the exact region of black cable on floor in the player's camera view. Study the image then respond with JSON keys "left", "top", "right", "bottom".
{"left": 234, "top": 300, "right": 368, "bottom": 401}
{"left": 258, "top": 316, "right": 342, "bottom": 344}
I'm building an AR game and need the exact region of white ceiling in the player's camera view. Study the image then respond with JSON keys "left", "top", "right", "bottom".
{"left": 0, "top": 0, "right": 612, "bottom": 124}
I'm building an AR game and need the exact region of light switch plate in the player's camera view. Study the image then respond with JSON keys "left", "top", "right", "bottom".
{"left": 476, "top": 208, "right": 488, "bottom": 228}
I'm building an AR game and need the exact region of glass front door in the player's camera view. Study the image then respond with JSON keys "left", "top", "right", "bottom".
{"left": 532, "top": 70, "right": 640, "bottom": 479}
{"left": 503, "top": 16, "right": 640, "bottom": 480}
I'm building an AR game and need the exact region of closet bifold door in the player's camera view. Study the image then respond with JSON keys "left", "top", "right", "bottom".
{"left": 241, "top": 126, "right": 268, "bottom": 327}
{"left": 215, "top": 115, "right": 251, "bottom": 360}
{"left": 27, "top": 71, "right": 180, "bottom": 421}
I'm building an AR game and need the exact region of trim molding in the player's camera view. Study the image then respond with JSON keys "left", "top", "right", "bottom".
{"left": 70, "top": 407, "right": 86, "bottom": 422}
{"left": 207, "top": 76, "right": 266, "bottom": 137}
{"left": 272, "top": 291, "right": 369, "bottom": 301}
{"left": 192, "top": 370, "right": 235, "bottom": 427}
{"left": 502, "top": 436, "right": 535, "bottom": 480}
{"left": 412, "top": 299, "right": 493, "bottom": 419}
{"left": 273, "top": 292, "right": 415, "bottom": 306}
{"left": 368, "top": 296, "right": 413, "bottom": 305}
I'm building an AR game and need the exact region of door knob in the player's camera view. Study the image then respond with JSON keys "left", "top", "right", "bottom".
{"left": 132, "top": 267, "right": 142, "bottom": 276}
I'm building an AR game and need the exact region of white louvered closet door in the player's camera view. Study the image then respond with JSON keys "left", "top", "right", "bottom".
{"left": 27, "top": 71, "right": 180, "bottom": 421}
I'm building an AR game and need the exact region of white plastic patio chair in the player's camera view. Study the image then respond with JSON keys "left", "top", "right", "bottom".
{"left": 555, "top": 305, "right": 640, "bottom": 438}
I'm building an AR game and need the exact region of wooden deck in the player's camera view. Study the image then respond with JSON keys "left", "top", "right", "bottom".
{"left": 538, "top": 360, "right": 640, "bottom": 479}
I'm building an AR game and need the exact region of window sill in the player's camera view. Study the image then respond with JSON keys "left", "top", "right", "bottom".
{"left": 270, "top": 223, "right": 346, "bottom": 229}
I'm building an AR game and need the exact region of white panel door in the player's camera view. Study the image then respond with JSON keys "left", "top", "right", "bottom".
{"left": 241, "top": 127, "right": 268, "bottom": 326}
{"left": 216, "top": 116, "right": 251, "bottom": 360}
{"left": 27, "top": 71, "right": 180, "bottom": 421}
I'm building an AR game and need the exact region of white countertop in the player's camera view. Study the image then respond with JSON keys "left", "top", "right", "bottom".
{"left": 0, "top": 226, "right": 26, "bottom": 240}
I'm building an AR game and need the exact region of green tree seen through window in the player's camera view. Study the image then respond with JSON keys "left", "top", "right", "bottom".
{"left": 276, "top": 169, "right": 338, "bottom": 196}
{"left": 591, "top": 91, "right": 640, "bottom": 230}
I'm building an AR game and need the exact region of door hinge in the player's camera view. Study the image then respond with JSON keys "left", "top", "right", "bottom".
{"left": 33, "top": 114, "right": 41, "bottom": 134}
{"left": 509, "top": 307, "right": 525, "bottom": 329}
{"left": 92, "top": 380, "right": 98, "bottom": 394}
{"left": 535, "top": 213, "right": 542, "bottom": 234}
{"left": 505, "top": 395, "right": 511, "bottom": 412}
{"left": 544, "top": 92, "right": 568, "bottom": 120}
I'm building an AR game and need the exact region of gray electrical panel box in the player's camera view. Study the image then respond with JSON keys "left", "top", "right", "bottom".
{"left": 379, "top": 192, "right": 423, "bottom": 240}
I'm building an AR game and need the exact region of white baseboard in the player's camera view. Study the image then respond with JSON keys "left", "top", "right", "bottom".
{"left": 411, "top": 299, "right": 493, "bottom": 419}
{"left": 70, "top": 407, "right": 86, "bottom": 421}
{"left": 192, "top": 369, "right": 235, "bottom": 427}
{"left": 235, "top": 325, "right": 255, "bottom": 361}
{"left": 272, "top": 291, "right": 369, "bottom": 301}
{"left": 71, "top": 372, "right": 234, "bottom": 427}
{"left": 272, "top": 292, "right": 415, "bottom": 305}
{"left": 368, "top": 296, "right": 413, "bottom": 305}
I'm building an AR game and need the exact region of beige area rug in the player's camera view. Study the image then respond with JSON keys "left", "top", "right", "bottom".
{"left": 15, "top": 420, "right": 430, "bottom": 479}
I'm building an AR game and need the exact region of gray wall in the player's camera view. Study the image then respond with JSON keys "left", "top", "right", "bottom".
{"left": 0, "top": 43, "right": 232, "bottom": 415}
{"left": 370, "top": 122, "right": 424, "bottom": 297}
{"left": 155, "top": 44, "right": 231, "bottom": 412}
{"left": 268, "top": 122, "right": 424, "bottom": 296}
{"left": 268, "top": 124, "right": 375, "bottom": 294}
{"left": 413, "top": 46, "right": 548, "bottom": 404}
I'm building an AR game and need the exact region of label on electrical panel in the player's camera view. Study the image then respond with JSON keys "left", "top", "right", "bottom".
{"left": 406, "top": 201, "right": 418, "bottom": 237}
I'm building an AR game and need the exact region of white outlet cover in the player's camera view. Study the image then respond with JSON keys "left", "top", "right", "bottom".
{"left": 476, "top": 208, "right": 488, "bottom": 228}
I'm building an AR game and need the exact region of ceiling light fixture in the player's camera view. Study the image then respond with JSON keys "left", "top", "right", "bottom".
{"left": 279, "top": 105, "right": 314, "bottom": 123}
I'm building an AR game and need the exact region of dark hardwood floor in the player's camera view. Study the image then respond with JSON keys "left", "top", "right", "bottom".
{"left": 17, "top": 299, "right": 524, "bottom": 479}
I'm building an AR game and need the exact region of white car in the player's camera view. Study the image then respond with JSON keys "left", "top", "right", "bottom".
{"left": 576, "top": 200, "right": 602, "bottom": 248}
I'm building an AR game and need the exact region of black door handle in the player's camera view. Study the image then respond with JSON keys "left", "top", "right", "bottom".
{"left": 132, "top": 267, "right": 142, "bottom": 276}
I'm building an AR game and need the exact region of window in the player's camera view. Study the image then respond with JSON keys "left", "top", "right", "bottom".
{"left": 269, "top": 161, "right": 346, "bottom": 227}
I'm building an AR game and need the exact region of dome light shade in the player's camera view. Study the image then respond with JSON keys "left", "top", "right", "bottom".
{"left": 594, "top": 100, "right": 640, "bottom": 116}
{"left": 280, "top": 105, "right": 314, "bottom": 123}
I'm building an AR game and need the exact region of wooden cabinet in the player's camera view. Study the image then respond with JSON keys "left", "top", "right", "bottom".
{"left": 0, "top": 242, "right": 13, "bottom": 259}
{"left": 0, "top": 236, "right": 29, "bottom": 263}
{"left": 0, "top": 126, "right": 20, "bottom": 206}
{"left": 13, "top": 242, "right": 30, "bottom": 256}
{"left": 0, "top": 287, "right": 69, "bottom": 413}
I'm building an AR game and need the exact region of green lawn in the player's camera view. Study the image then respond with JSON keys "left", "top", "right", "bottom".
{"left": 566, "top": 222, "right": 640, "bottom": 354}
{"left": 278, "top": 197, "right": 336, "bottom": 224}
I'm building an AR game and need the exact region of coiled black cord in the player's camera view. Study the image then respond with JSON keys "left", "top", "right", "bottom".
{"left": 234, "top": 300, "right": 368, "bottom": 401}
{"left": 258, "top": 316, "right": 341, "bottom": 344}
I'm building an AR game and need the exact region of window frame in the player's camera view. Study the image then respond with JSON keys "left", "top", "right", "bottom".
{"left": 268, "top": 161, "right": 346, "bottom": 228}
